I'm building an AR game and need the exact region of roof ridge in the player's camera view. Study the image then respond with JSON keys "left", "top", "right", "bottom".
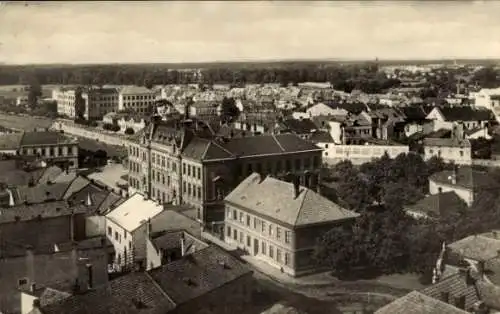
{"left": 210, "top": 139, "right": 235, "bottom": 157}
{"left": 200, "top": 139, "right": 212, "bottom": 161}
{"left": 143, "top": 271, "right": 177, "bottom": 307}
{"left": 294, "top": 187, "right": 308, "bottom": 227}
{"left": 271, "top": 134, "right": 285, "bottom": 152}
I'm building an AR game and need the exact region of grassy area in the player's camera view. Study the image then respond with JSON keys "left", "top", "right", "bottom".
{"left": 0, "top": 112, "right": 54, "bottom": 130}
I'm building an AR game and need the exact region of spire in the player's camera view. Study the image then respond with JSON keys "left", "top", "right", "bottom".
{"left": 85, "top": 192, "right": 93, "bottom": 207}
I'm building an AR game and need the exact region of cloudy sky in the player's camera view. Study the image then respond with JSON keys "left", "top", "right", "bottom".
{"left": 0, "top": 1, "right": 499, "bottom": 64}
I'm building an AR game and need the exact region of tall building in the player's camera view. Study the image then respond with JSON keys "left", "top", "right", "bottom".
{"left": 127, "top": 116, "right": 323, "bottom": 235}
{"left": 53, "top": 87, "right": 119, "bottom": 120}
{"left": 118, "top": 86, "right": 158, "bottom": 113}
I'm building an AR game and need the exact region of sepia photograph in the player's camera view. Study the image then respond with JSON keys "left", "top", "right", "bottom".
{"left": 1, "top": 1, "right": 500, "bottom": 313}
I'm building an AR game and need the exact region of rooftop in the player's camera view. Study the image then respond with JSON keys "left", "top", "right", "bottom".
{"left": 20, "top": 131, "right": 77, "bottom": 147}
{"left": 0, "top": 200, "right": 88, "bottom": 224}
{"left": 448, "top": 234, "right": 500, "bottom": 262}
{"left": 429, "top": 167, "right": 497, "bottom": 191}
{"left": 436, "top": 106, "right": 494, "bottom": 122}
{"left": 423, "top": 137, "right": 471, "bottom": 148}
{"left": 0, "top": 133, "right": 23, "bottom": 150}
{"left": 105, "top": 193, "right": 164, "bottom": 232}
{"left": 225, "top": 173, "right": 359, "bottom": 228}
{"left": 375, "top": 291, "right": 469, "bottom": 314}
{"left": 404, "top": 192, "right": 467, "bottom": 219}
{"left": 119, "top": 85, "right": 157, "bottom": 95}
{"left": 420, "top": 272, "right": 479, "bottom": 311}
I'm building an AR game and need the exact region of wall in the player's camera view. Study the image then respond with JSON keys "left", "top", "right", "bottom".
{"left": 424, "top": 146, "right": 472, "bottom": 165}
{"left": 85, "top": 215, "right": 106, "bottom": 238}
{"left": 51, "top": 120, "right": 132, "bottom": 148}
{"left": 320, "top": 144, "right": 409, "bottom": 165}
{"left": 105, "top": 218, "right": 133, "bottom": 267}
{"left": 145, "top": 236, "right": 162, "bottom": 271}
{"left": 429, "top": 180, "right": 473, "bottom": 206}
{"left": 20, "top": 291, "right": 37, "bottom": 314}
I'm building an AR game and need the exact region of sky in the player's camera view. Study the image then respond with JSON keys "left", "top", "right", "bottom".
{"left": 0, "top": 1, "right": 499, "bottom": 64}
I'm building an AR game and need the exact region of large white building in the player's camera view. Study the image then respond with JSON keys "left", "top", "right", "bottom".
{"left": 53, "top": 87, "right": 119, "bottom": 120}
{"left": 471, "top": 87, "right": 500, "bottom": 121}
{"left": 118, "top": 86, "right": 159, "bottom": 113}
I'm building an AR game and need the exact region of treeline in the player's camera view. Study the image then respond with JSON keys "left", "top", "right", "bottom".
{"left": 0, "top": 63, "right": 404, "bottom": 94}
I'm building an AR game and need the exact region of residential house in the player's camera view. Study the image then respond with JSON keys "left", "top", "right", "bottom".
{"left": 465, "top": 126, "right": 492, "bottom": 140}
{"left": 18, "top": 131, "right": 79, "bottom": 170}
{"left": 303, "top": 103, "right": 339, "bottom": 118}
{"left": 428, "top": 166, "right": 498, "bottom": 207}
{"left": 471, "top": 87, "right": 500, "bottom": 121}
{"left": 82, "top": 88, "right": 119, "bottom": 120}
{"left": 33, "top": 245, "right": 253, "bottom": 314}
{"left": 118, "top": 86, "right": 158, "bottom": 114}
{"left": 0, "top": 132, "right": 23, "bottom": 155}
{"left": 359, "top": 108, "right": 406, "bottom": 140}
{"left": 104, "top": 193, "right": 164, "bottom": 270}
{"left": 16, "top": 95, "right": 29, "bottom": 107}
{"left": 127, "top": 118, "right": 323, "bottom": 235}
{"left": 189, "top": 100, "right": 221, "bottom": 119}
{"left": 375, "top": 290, "right": 470, "bottom": 314}
{"left": 404, "top": 191, "right": 468, "bottom": 220}
{"left": 224, "top": 173, "right": 359, "bottom": 276}
{"left": 275, "top": 118, "right": 318, "bottom": 140}
{"left": 426, "top": 106, "right": 494, "bottom": 132}
{"left": 0, "top": 237, "right": 110, "bottom": 314}
{"left": 334, "top": 114, "right": 373, "bottom": 145}
{"left": 423, "top": 124, "right": 472, "bottom": 165}
{"left": 397, "top": 106, "right": 434, "bottom": 137}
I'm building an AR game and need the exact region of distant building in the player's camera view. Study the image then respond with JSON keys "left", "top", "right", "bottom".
{"left": 16, "top": 95, "right": 29, "bottom": 107}
{"left": 118, "top": 86, "right": 158, "bottom": 113}
{"left": 426, "top": 106, "right": 494, "bottom": 131}
{"left": 53, "top": 87, "right": 119, "bottom": 120}
{"left": 224, "top": 173, "right": 359, "bottom": 276}
{"left": 423, "top": 123, "right": 472, "bottom": 165}
{"left": 471, "top": 87, "right": 500, "bottom": 121}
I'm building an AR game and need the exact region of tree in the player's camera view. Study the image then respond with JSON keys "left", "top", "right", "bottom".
{"left": 220, "top": 97, "right": 239, "bottom": 123}
{"left": 124, "top": 127, "right": 135, "bottom": 135}
{"left": 27, "top": 81, "right": 42, "bottom": 108}
{"left": 74, "top": 87, "right": 86, "bottom": 120}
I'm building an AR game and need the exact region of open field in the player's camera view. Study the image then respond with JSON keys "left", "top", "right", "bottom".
{"left": 0, "top": 112, "right": 54, "bottom": 131}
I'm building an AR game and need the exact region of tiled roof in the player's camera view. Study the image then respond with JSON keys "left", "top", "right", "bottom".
{"left": 225, "top": 173, "right": 359, "bottom": 228}
{"left": 420, "top": 272, "right": 479, "bottom": 311}
{"left": 309, "top": 131, "right": 334, "bottom": 143}
{"left": 15, "top": 182, "right": 71, "bottom": 204}
{"left": 119, "top": 85, "right": 158, "bottom": 95}
{"left": 280, "top": 118, "right": 317, "bottom": 134}
{"left": 476, "top": 281, "right": 500, "bottom": 310}
{"left": 448, "top": 234, "right": 500, "bottom": 262}
{"left": 151, "top": 230, "right": 207, "bottom": 253}
{"left": 39, "top": 288, "right": 72, "bottom": 307}
{"left": 148, "top": 245, "right": 252, "bottom": 305}
{"left": 404, "top": 192, "right": 467, "bottom": 218}
{"left": 375, "top": 291, "right": 469, "bottom": 314}
{"left": 39, "top": 272, "right": 175, "bottom": 314}
{"left": 423, "top": 138, "right": 471, "bottom": 148}
{"left": 37, "top": 166, "right": 64, "bottom": 185}
{"left": 63, "top": 176, "right": 90, "bottom": 199}
{"left": 66, "top": 183, "right": 110, "bottom": 214}
{"left": 438, "top": 107, "right": 494, "bottom": 122}
{"left": 149, "top": 208, "right": 203, "bottom": 238}
{"left": 219, "top": 133, "right": 321, "bottom": 159}
{"left": 0, "top": 201, "right": 88, "bottom": 224}
{"left": 97, "top": 192, "right": 123, "bottom": 215}
{"left": 20, "top": 131, "right": 77, "bottom": 146}
{"left": 429, "top": 167, "right": 497, "bottom": 191}
{"left": 0, "top": 133, "right": 23, "bottom": 150}
{"left": 181, "top": 137, "right": 233, "bottom": 161}
{"left": 400, "top": 106, "right": 429, "bottom": 122}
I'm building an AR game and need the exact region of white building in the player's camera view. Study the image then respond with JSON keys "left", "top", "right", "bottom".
{"left": 53, "top": 88, "right": 77, "bottom": 118}
{"left": 53, "top": 87, "right": 119, "bottom": 120}
{"left": 471, "top": 87, "right": 500, "bottom": 121}
{"left": 104, "top": 193, "right": 164, "bottom": 269}
{"left": 118, "top": 86, "right": 159, "bottom": 113}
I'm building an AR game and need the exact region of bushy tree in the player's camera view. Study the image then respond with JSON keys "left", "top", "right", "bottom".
{"left": 220, "top": 97, "right": 239, "bottom": 123}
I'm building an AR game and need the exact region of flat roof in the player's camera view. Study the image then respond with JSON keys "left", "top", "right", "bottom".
{"left": 105, "top": 193, "right": 163, "bottom": 232}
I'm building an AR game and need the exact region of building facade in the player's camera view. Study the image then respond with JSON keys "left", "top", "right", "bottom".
{"left": 127, "top": 118, "right": 324, "bottom": 235}
{"left": 224, "top": 173, "right": 359, "bottom": 277}
{"left": 118, "top": 86, "right": 158, "bottom": 113}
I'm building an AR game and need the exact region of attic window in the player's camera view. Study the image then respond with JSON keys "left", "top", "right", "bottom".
{"left": 183, "top": 278, "right": 197, "bottom": 286}
{"left": 18, "top": 278, "right": 28, "bottom": 286}
{"left": 218, "top": 260, "right": 231, "bottom": 270}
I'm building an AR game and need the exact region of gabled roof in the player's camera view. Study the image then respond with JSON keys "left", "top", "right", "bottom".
{"left": 20, "top": 131, "right": 77, "bottom": 146}
{"left": 375, "top": 291, "right": 469, "bottom": 314}
{"left": 0, "top": 133, "right": 23, "bottom": 150}
{"left": 448, "top": 234, "right": 500, "bottom": 262}
{"left": 181, "top": 137, "right": 234, "bottom": 161}
{"left": 0, "top": 201, "right": 88, "bottom": 224}
{"left": 435, "top": 106, "right": 494, "bottom": 122}
{"left": 404, "top": 192, "right": 467, "bottom": 218}
{"left": 105, "top": 193, "right": 164, "bottom": 233}
{"left": 280, "top": 118, "right": 317, "bottom": 134}
{"left": 400, "top": 106, "right": 429, "bottom": 122}
{"left": 148, "top": 245, "right": 252, "bottom": 305}
{"left": 420, "top": 272, "right": 479, "bottom": 311}
{"left": 429, "top": 167, "right": 497, "bottom": 191}
{"left": 15, "top": 182, "right": 71, "bottom": 205}
{"left": 476, "top": 281, "right": 500, "bottom": 310}
{"left": 225, "top": 173, "right": 358, "bottom": 228}
{"left": 309, "top": 131, "right": 334, "bottom": 143}
{"left": 39, "top": 272, "right": 175, "bottom": 314}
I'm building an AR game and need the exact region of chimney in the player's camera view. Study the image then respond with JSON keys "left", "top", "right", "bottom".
{"left": 7, "top": 189, "right": 15, "bottom": 207}
{"left": 85, "top": 192, "right": 93, "bottom": 207}
{"left": 459, "top": 268, "right": 475, "bottom": 286}
{"left": 30, "top": 283, "right": 36, "bottom": 293}
{"left": 86, "top": 264, "right": 93, "bottom": 290}
{"left": 180, "top": 232, "right": 186, "bottom": 256}
{"left": 440, "top": 291, "right": 450, "bottom": 303}
{"left": 450, "top": 167, "right": 457, "bottom": 185}
{"left": 146, "top": 218, "right": 152, "bottom": 236}
{"left": 293, "top": 175, "right": 300, "bottom": 199}
{"left": 477, "top": 260, "right": 485, "bottom": 278}
{"left": 25, "top": 246, "right": 35, "bottom": 285}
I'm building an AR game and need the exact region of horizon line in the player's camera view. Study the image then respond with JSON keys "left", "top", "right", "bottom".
{"left": 2, "top": 57, "right": 500, "bottom": 67}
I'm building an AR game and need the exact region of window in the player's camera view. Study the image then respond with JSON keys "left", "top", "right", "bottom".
{"left": 285, "top": 231, "right": 291, "bottom": 244}
{"left": 269, "top": 224, "right": 273, "bottom": 236}
{"left": 277, "top": 249, "right": 282, "bottom": 262}
{"left": 183, "top": 163, "right": 186, "bottom": 174}
{"left": 233, "top": 229, "right": 237, "bottom": 240}
{"left": 239, "top": 231, "right": 244, "bottom": 243}
{"left": 460, "top": 150, "right": 464, "bottom": 157}
{"left": 276, "top": 160, "right": 282, "bottom": 172}
{"left": 188, "top": 165, "right": 191, "bottom": 176}
{"left": 18, "top": 278, "right": 28, "bottom": 286}
{"left": 129, "top": 242, "right": 132, "bottom": 250}
{"left": 233, "top": 210, "right": 237, "bottom": 220}
{"left": 227, "top": 226, "right": 231, "bottom": 237}
{"left": 247, "top": 163, "right": 253, "bottom": 174}
{"left": 162, "top": 175, "right": 165, "bottom": 185}
{"left": 246, "top": 214, "right": 250, "bottom": 227}
{"left": 108, "top": 226, "right": 112, "bottom": 235}
{"left": 304, "top": 158, "right": 311, "bottom": 168}
{"left": 197, "top": 187, "right": 201, "bottom": 200}
{"left": 114, "top": 231, "right": 119, "bottom": 241}
{"left": 253, "top": 217, "right": 257, "bottom": 229}
{"left": 124, "top": 231, "right": 127, "bottom": 239}
{"left": 261, "top": 221, "right": 266, "bottom": 232}
{"left": 197, "top": 167, "right": 201, "bottom": 180}
{"left": 239, "top": 212, "right": 244, "bottom": 223}
{"left": 261, "top": 241, "right": 267, "bottom": 254}
{"left": 188, "top": 183, "right": 192, "bottom": 196}
{"left": 246, "top": 235, "right": 251, "bottom": 247}
{"left": 284, "top": 252, "right": 290, "bottom": 265}
{"left": 269, "top": 245, "right": 274, "bottom": 258}
{"left": 276, "top": 227, "right": 282, "bottom": 240}
{"left": 256, "top": 163, "right": 262, "bottom": 173}
{"left": 183, "top": 182, "right": 186, "bottom": 194}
